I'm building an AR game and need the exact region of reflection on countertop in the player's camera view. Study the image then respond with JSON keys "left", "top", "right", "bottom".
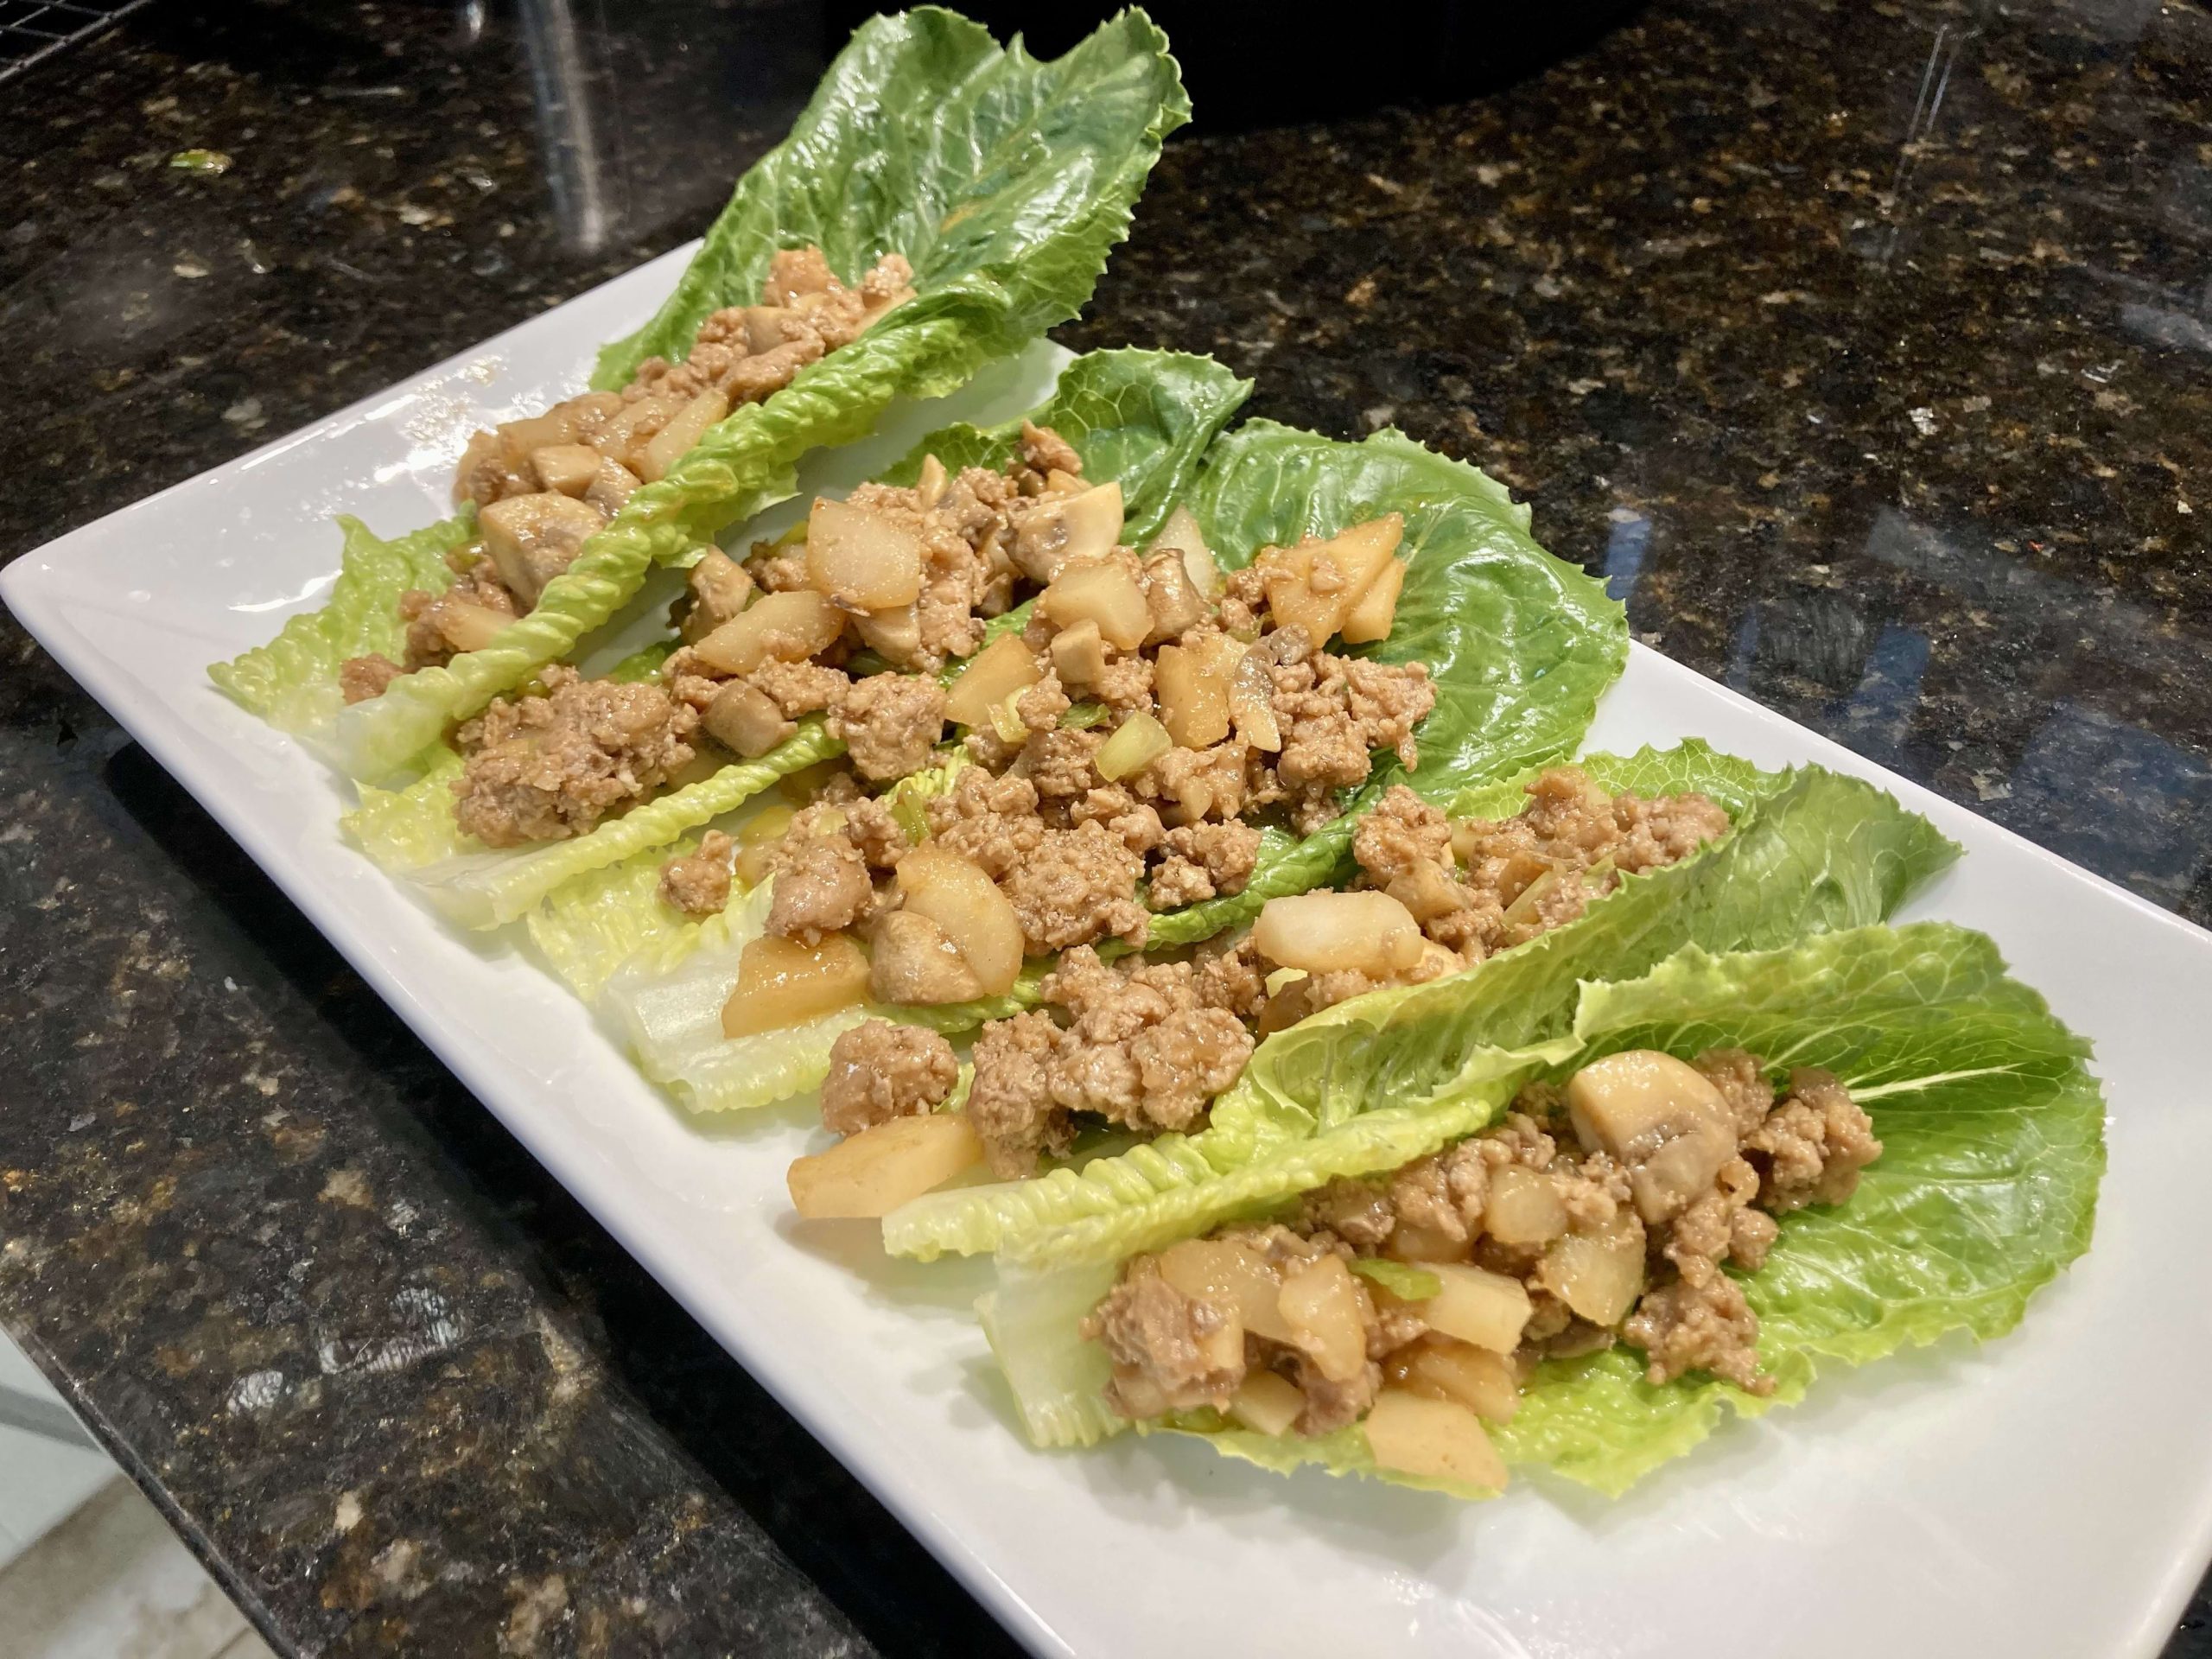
{"left": 1, "top": 0, "right": 2208, "bottom": 1656}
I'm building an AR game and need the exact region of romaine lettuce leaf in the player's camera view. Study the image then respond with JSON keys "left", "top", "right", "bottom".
{"left": 208, "top": 515, "right": 475, "bottom": 734}
{"left": 1146, "top": 423, "right": 1631, "bottom": 945}
{"left": 883, "top": 747, "right": 1955, "bottom": 1264}
{"left": 224, "top": 9, "right": 1191, "bottom": 781}
{"left": 1140, "top": 922, "right": 2103, "bottom": 1497}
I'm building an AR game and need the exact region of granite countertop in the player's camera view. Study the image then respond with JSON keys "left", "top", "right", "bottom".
{"left": 3, "top": 0, "right": 2208, "bottom": 1653}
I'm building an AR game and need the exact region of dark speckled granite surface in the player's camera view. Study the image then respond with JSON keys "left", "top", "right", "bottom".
{"left": 2, "top": 1, "right": 2209, "bottom": 1654}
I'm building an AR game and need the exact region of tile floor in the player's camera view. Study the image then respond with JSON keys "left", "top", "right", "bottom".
{"left": 0, "top": 1331, "right": 275, "bottom": 1659}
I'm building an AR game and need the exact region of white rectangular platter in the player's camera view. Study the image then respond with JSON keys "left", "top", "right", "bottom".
{"left": 10, "top": 243, "right": 2212, "bottom": 1659}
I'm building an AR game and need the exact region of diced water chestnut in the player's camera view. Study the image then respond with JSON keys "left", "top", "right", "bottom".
{"left": 1157, "top": 1238, "right": 1295, "bottom": 1342}
{"left": 1385, "top": 1220, "right": 1471, "bottom": 1263}
{"left": 807, "top": 496, "right": 925, "bottom": 610}
{"left": 594, "top": 393, "right": 681, "bottom": 473}
{"left": 914, "top": 454, "right": 949, "bottom": 511}
{"left": 1010, "top": 481, "right": 1123, "bottom": 582}
{"left": 1539, "top": 1214, "right": 1647, "bottom": 1327}
{"left": 868, "top": 910, "right": 986, "bottom": 1005}
{"left": 1363, "top": 1390, "right": 1509, "bottom": 1491}
{"left": 896, "top": 846, "right": 1023, "bottom": 995}
{"left": 435, "top": 600, "right": 513, "bottom": 654}
{"left": 639, "top": 388, "right": 732, "bottom": 483}
{"left": 1147, "top": 504, "right": 1221, "bottom": 599}
{"left": 694, "top": 588, "right": 845, "bottom": 677}
{"left": 944, "top": 634, "right": 1041, "bottom": 727}
{"left": 1141, "top": 550, "right": 1209, "bottom": 644}
{"left": 1277, "top": 1254, "right": 1370, "bottom": 1383}
{"left": 1484, "top": 1165, "right": 1569, "bottom": 1246}
{"left": 1154, "top": 630, "right": 1243, "bottom": 748}
{"left": 1227, "top": 1371, "right": 1305, "bottom": 1437}
{"left": 1255, "top": 514, "right": 1404, "bottom": 644}
{"left": 721, "top": 933, "right": 869, "bottom": 1038}
{"left": 1417, "top": 1262, "right": 1534, "bottom": 1353}
{"left": 1339, "top": 556, "right": 1406, "bottom": 644}
{"left": 1041, "top": 556, "right": 1152, "bottom": 651}
{"left": 1388, "top": 1340, "right": 1520, "bottom": 1423}
{"left": 786, "top": 1112, "right": 984, "bottom": 1219}
{"left": 683, "top": 550, "right": 756, "bottom": 641}
{"left": 1251, "top": 890, "right": 1423, "bottom": 977}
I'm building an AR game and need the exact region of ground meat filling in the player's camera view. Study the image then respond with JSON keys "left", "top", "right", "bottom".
{"left": 452, "top": 666, "right": 698, "bottom": 847}
{"left": 819, "top": 1020, "right": 959, "bottom": 1138}
{"left": 658, "top": 830, "right": 736, "bottom": 918}
{"left": 963, "top": 947, "right": 1257, "bottom": 1178}
{"left": 1090, "top": 1049, "right": 1881, "bottom": 1437}
{"left": 340, "top": 245, "right": 912, "bottom": 702}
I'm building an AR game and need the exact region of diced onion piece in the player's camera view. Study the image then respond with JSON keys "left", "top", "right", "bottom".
{"left": 914, "top": 454, "right": 949, "bottom": 511}
{"left": 806, "top": 496, "right": 924, "bottom": 610}
{"left": 986, "top": 690, "right": 1028, "bottom": 746}
{"left": 1010, "top": 481, "right": 1123, "bottom": 582}
{"left": 1384, "top": 1343, "right": 1520, "bottom": 1426}
{"left": 868, "top": 910, "right": 986, "bottom": 1006}
{"left": 896, "top": 846, "right": 1023, "bottom": 996}
{"left": 693, "top": 589, "right": 845, "bottom": 677}
{"left": 1483, "top": 1165, "right": 1568, "bottom": 1247}
{"left": 1040, "top": 556, "right": 1151, "bottom": 652}
{"left": 1096, "top": 710, "right": 1172, "bottom": 782}
{"left": 639, "top": 388, "right": 732, "bottom": 483}
{"left": 1148, "top": 504, "right": 1221, "bottom": 598}
{"left": 1340, "top": 556, "right": 1406, "bottom": 645}
{"left": 787, "top": 1113, "right": 983, "bottom": 1219}
{"left": 702, "top": 681, "right": 791, "bottom": 758}
{"left": 1048, "top": 617, "right": 1108, "bottom": 687}
{"left": 721, "top": 933, "right": 869, "bottom": 1038}
{"left": 1255, "top": 513, "right": 1405, "bottom": 644}
{"left": 1499, "top": 864, "right": 1560, "bottom": 927}
{"left": 943, "top": 634, "right": 1041, "bottom": 728}
{"left": 1230, "top": 646, "right": 1281, "bottom": 751}
{"left": 1252, "top": 891, "right": 1423, "bottom": 978}
{"left": 1364, "top": 1389, "right": 1509, "bottom": 1490}
{"left": 1156, "top": 1238, "right": 1295, "bottom": 1343}
{"left": 739, "top": 804, "right": 795, "bottom": 844}
{"left": 1539, "top": 1215, "right": 1647, "bottom": 1327}
{"left": 478, "top": 492, "right": 607, "bottom": 608}
{"left": 1226, "top": 1370, "right": 1305, "bottom": 1437}
{"left": 435, "top": 600, "right": 512, "bottom": 654}
{"left": 1417, "top": 1263, "right": 1533, "bottom": 1353}
{"left": 1276, "top": 1254, "right": 1370, "bottom": 1383}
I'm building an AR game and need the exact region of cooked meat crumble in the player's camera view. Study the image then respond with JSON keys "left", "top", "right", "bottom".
{"left": 820, "top": 1020, "right": 959, "bottom": 1137}
{"left": 451, "top": 666, "right": 698, "bottom": 847}
{"left": 1090, "top": 1050, "right": 1882, "bottom": 1452}
{"left": 658, "top": 830, "right": 736, "bottom": 917}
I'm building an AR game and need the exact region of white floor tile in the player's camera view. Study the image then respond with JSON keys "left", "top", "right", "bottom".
{"left": 0, "top": 1424, "right": 115, "bottom": 1563}
{"left": 0, "top": 1478, "right": 254, "bottom": 1659}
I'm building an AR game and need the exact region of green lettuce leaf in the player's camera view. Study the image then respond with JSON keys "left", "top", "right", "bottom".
{"left": 343, "top": 746, "right": 472, "bottom": 872}
{"left": 234, "top": 10, "right": 1189, "bottom": 781}
{"left": 1147, "top": 922, "right": 2103, "bottom": 1497}
{"left": 209, "top": 515, "right": 476, "bottom": 734}
{"left": 883, "top": 746, "right": 1955, "bottom": 1263}
{"left": 405, "top": 721, "right": 847, "bottom": 930}
{"left": 1146, "top": 423, "right": 1631, "bottom": 946}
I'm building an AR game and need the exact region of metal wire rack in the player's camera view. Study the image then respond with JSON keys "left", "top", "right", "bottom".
{"left": 0, "top": 0, "right": 150, "bottom": 82}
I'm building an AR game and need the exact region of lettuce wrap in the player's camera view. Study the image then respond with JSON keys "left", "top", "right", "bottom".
{"left": 213, "top": 6, "right": 1190, "bottom": 781}
{"left": 883, "top": 743, "right": 1957, "bottom": 1264}
{"left": 980, "top": 920, "right": 2105, "bottom": 1497}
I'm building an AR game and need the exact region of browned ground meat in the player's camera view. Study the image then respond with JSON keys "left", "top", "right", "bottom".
{"left": 452, "top": 666, "right": 698, "bottom": 847}
{"left": 657, "top": 830, "right": 734, "bottom": 917}
{"left": 830, "top": 674, "right": 947, "bottom": 781}
{"left": 819, "top": 1020, "right": 959, "bottom": 1137}
{"left": 390, "top": 556, "right": 521, "bottom": 670}
{"left": 963, "top": 946, "right": 1258, "bottom": 1177}
{"left": 998, "top": 821, "right": 1149, "bottom": 956}
{"left": 340, "top": 653, "right": 404, "bottom": 704}
{"left": 1102, "top": 1052, "right": 1882, "bottom": 1431}
{"left": 1147, "top": 821, "right": 1262, "bottom": 909}
{"left": 766, "top": 834, "right": 873, "bottom": 944}
{"left": 628, "top": 249, "right": 914, "bottom": 410}
{"left": 751, "top": 659, "right": 852, "bottom": 717}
